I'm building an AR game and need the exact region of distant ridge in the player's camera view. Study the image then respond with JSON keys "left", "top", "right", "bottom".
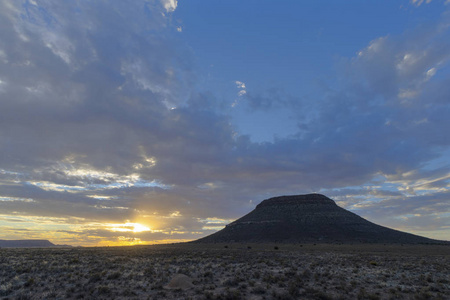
{"left": 0, "top": 240, "right": 56, "bottom": 248}
{"left": 195, "top": 194, "right": 447, "bottom": 244}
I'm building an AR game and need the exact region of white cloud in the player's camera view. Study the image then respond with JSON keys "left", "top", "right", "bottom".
{"left": 232, "top": 80, "right": 247, "bottom": 106}
{"left": 235, "top": 81, "right": 246, "bottom": 89}
{"left": 398, "top": 89, "right": 418, "bottom": 99}
{"left": 161, "top": 0, "right": 177, "bottom": 12}
{"left": 411, "top": 0, "right": 433, "bottom": 6}
{"left": 0, "top": 197, "right": 35, "bottom": 203}
{"left": 425, "top": 67, "right": 437, "bottom": 80}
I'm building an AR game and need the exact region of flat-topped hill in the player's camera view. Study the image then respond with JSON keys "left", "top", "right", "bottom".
{"left": 195, "top": 194, "right": 446, "bottom": 244}
{"left": 0, "top": 240, "right": 56, "bottom": 248}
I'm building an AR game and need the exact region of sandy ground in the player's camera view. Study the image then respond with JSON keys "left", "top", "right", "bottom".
{"left": 0, "top": 243, "right": 448, "bottom": 299}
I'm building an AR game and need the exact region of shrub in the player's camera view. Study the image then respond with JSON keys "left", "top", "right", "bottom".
{"left": 288, "top": 281, "right": 300, "bottom": 297}
{"left": 251, "top": 285, "right": 266, "bottom": 295}
{"left": 97, "top": 286, "right": 110, "bottom": 295}
{"left": 88, "top": 273, "right": 102, "bottom": 283}
{"left": 107, "top": 271, "right": 121, "bottom": 280}
{"left": 24, "top": 277, "right": 35, "bottom": 287}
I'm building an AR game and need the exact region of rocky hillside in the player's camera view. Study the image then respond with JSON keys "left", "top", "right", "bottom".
{"left": 196, "top": 194, "right": 446, "bottom": 244}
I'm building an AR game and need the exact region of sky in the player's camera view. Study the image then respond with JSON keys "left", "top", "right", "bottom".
{"left": 0, "top": 0, "right": 449, "bottom": 246}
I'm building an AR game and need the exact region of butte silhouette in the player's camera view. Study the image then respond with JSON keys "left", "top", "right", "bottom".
{"left": 195, "top": 194, "right": 446, "bottom": 244}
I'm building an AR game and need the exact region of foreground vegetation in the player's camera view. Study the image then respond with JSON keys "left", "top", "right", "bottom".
{"left": 0, "top": 243, "right": 448, "bottom": 299}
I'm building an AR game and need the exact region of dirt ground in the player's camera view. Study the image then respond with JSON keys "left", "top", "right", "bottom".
{"left": 0, "top": 243, "right": 448, "bottom": 299}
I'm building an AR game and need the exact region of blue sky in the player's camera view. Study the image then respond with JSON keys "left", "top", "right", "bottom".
{"left": 0, "top": 0, "right": 449, "bottom": 245}
{"left": 177, "top": 0, "right": 448, "bottom": 141}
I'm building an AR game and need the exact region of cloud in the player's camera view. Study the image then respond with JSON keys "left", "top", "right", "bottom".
{"left": 409, "top": 0, "right": 450, "bottom": 5}
{"left": 0, "top": 0, "right": 449, "bottom": 244}
{"left": 232, "top": 81, "right": 247, "bottom": 107}
{"left": 0, "top": 0, "right": 192, "bottom": 173}
{"left": 411, "top": 0, "right": 433, "bottom": 6}
{"left": 161, "top": 0, "right": 177, "bottom": 12}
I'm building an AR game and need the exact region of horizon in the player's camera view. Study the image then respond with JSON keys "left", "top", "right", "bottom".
{"left": 0, "top": 0, "right": 449, "bottom": 246}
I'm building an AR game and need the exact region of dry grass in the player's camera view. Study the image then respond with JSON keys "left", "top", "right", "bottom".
{"left": 0, "top": 243, "right": 448, "bottom": 299}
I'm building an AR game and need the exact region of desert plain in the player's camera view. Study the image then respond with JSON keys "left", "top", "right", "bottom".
{"left": 0, "top": 243, "right": 448, "bottom": 299}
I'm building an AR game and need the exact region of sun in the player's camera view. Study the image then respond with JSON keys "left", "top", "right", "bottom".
{"left": 109, "top": 222, "right": 151, "bottom": 233}
{"left": 132, "top": 223, "right": 150, "bottom": 233}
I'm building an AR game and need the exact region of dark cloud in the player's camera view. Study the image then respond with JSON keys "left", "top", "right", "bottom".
{"left": 0, "top": 0, "right": 192, "bottom": 174}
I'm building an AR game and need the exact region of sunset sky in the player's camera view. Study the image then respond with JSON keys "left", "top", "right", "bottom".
{"left": 0, "top": 0, "right": 449, "bottom": 246}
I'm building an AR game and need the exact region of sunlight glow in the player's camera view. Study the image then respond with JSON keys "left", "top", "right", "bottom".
{"left": 109, "top": 222, "right": 151, "bottom": 233}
